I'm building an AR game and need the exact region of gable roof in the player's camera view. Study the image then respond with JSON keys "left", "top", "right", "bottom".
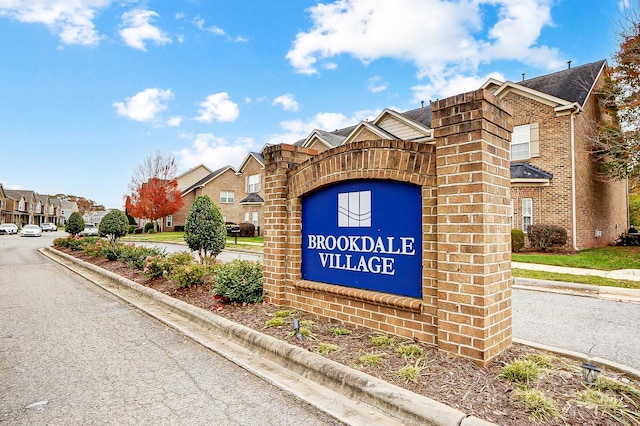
{"left": 239, "top": 193, "right": 265, "bottom": 204}
{"left": 176, "top": 164, "right": 214, "bottom": 181}
{"left": 517, "top": 60, "right": 606, "bottom": 107}
{"left": 182, "top": 166, "right": 235, "bottom": 195}
{"left": 237, "top": 151, "right": 265, "bottom": 173}
{"left": 302, "top": 129, "right": 347, "bottom": 149}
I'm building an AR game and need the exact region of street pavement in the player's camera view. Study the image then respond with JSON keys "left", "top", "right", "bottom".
{"left": 0, "top": 232, "right": 341, "bottom": 426}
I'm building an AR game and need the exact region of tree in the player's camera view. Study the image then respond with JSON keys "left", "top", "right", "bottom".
{"left": 98, "top": 209, "right": 129, "bottom": 245}
{"left": 125, "top": 152, "right": 184, "bottom": 231}
{"left": 66, "top": 212, "right": 85, "bottom": 236}
{"left": 590, "top": 5, "right": 640, "bottom": 180}
{"left": 184, "top": 195, "right": 226, "bottom": 265}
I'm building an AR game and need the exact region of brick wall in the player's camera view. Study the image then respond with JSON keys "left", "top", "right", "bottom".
{"left": 263, "top": 90, "right": 513, "bottom": 365}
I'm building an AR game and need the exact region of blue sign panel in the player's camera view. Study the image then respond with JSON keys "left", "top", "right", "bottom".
{"left": 302, "top": 180, "right": 422, "bottom": 298}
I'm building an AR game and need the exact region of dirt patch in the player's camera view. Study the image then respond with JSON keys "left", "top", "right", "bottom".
{"left": 62, "top": 248, "right": 639, "bottom": 426}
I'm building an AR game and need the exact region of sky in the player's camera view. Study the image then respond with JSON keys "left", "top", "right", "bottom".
{"left": 0, "top": 0, "right": 631, "bottom": 209}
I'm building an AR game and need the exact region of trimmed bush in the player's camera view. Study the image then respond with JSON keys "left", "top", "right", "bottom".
{"left": 66, "top": 212, "right": 85, "bottom": 236}
{"left": 511, "top": 229, "right": 525, "bottom": 252}
{"left": 174, "top": 225, "right": 184, "bottom": 232}
{"left": 118, "top": 245, "right": 165, "bottom": 269}
{"left": 99, "top": 209, "right": 129, "bottom": 244}
{"left": 527, "top": 224, "right": 568, "bottom": 251}
{"left": 238, "top": 222, "right": 255, "bottom": 237}
{"left": 143, "top": 222, "right": 155, "bottom": 233}
{"left": 128, "top": 225, "right": 136, "bottom": 234}
{"left": 134, "top": 228, "right": 143, "bottom": 234}
{"left": 168, "top": 264, "right": 210, "bottom": 288}
{"left": 184, "top": 195, "right": 226, "bottom": 265}
{"left": 213, "top": 259, "right": 264, "bottom": 303}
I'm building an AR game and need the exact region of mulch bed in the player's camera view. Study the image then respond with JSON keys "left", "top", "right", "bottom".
{"left": 60, "top": 247, "right": 639, "bottom": 425}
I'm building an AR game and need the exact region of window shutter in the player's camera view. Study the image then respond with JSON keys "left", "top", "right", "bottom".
{"left": 529, "top": 122, "right": 540, "bottom": 157}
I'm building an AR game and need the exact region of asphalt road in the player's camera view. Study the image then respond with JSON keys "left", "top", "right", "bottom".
{"left": 0, "top": 232, "right": 340, "bottom": 426}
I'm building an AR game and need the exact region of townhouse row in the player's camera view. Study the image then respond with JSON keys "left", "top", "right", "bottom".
{"left": 163, "top": 59, "right": 628, "bottom": 250}
{"left": 0, "top": 186, "right": 107, "bottom": 228}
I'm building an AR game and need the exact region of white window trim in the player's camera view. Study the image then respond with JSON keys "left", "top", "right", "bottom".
{"left": 522, "top": 198, "right": 533, "bottom": 233}
{"left": 247, "top": 174, "right": 261, "bottom": 193}
{"left": 512, "top": 124, "right": 530, "bottom": 161}
{"left": 220, "top": 191, "right": 235, "bottom": 204}
{"left": 165, "top": 215, "right": 173, "bottom": 228}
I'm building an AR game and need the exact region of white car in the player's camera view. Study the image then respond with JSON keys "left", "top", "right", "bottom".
{"left": 0, "top": 223, "right": 19, "bottom": 234}
{"left": 40, "top": 222, "right": 58, "bottom": 232}
{"left": 20, "top": 224, "right": 42, "bottom": 237}
{"left": 79, "top": 224, "right": 99, "bottom": 237}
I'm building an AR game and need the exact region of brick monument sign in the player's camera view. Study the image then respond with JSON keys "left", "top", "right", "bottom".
{"left": 262, "top": 89, "right": 513, "bottom": 365}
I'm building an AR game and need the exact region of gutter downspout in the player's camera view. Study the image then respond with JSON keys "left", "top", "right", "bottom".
{"left": 570, "top": 113, "right": 578, "bottom": 250}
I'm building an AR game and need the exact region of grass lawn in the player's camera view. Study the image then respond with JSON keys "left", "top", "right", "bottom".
{"left": 513, "top": 268, "right": 640, "bottom": 289}
{"left": 512, "top": 246, "right": 640, "bottom": 270}
{"left": 123, "top": 231, "right": 264, "bottom": 251}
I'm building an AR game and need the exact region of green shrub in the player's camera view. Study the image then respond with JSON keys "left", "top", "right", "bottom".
{"left": 527, "top": 224, "right": 568, "bottom": 251}
{"left": 118, "top": 245, "right": 165, "bottom": 270}
{"left": 83, "top": 240, "right": 105, "bottom": 257}
{"left": 168, "top": 264, "right": 210, "bottom": 288}
{"left": 99, "top": 209, "right": 129, "bottom": 244}
{"left": 143, "top": 255, "right": 167, "bottom": 279}
{"left": 66, "top": 212, "right": 85, "bottom": 236}
{"left": 128, "top": 225, "right": 136, "bottom": 234}
{"left": 511, "top": 229, "right": 525, "bottom": 252}
{"left": 164, "top": 251, "right": 195, "bottom": 273}
{"left": 184, "top": 195, "right": 226, "bottom": 265}
{"left": 143, "top": 222, "right": 155, "bottom": 233}
{"left": 147, "top": 229, "right": 156, "bottom": 234}
{"left": 102, "top": 244, "right": 123, "bottom": 261}
{"left": 213, "top": 259, "right": 263, "bottom": 303}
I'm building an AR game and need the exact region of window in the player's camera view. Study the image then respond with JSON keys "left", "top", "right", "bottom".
{"left": 247, "top": 174, "right": 260, "bottom": 193}
{"left": 220, "top": 191, "right": 235, "bottom": 204}
{"left": 244, "top": 212, "right": 249, "bottom": 222}
{"left": 19, "top": 200, "right": 25, "bottom": 211}
{"left": 510, "top": 199, "right": 514, "bottom": 229}
{"left": 522, "top": 198, "right": 533, "bottom": 233}
{"left": 511, "top": 124, "right": 530, "bottom": 160}
{"left": 252, "top": 212, "right": 258, "bottom": 226}
{"left": 165, "top": 215, "right": 172, "bottom": 228}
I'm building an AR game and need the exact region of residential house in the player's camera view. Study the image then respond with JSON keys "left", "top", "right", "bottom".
{"left": 482, "top": 59, "right": 627, "bottom": 249}
{"left": 165, "top": 60, "right": 625, "bottom": 249}
{"left": 0, "top": 184, "right": 7, "bottom": 224}
{"left": 236, "top": 150, "right": 267, "bottom": 231}
{"left": 165, "top": 166, "right": 239, "bottom": 231}
{"left": 83, "top": 210, "right": 109, "bottom": 226}
{"left": 4, "top": 189, "right": 36, "bottom": 226}
{"left": 176, "top": 165, "right": 214, "bottom": 191}
{"left": 60, "top": 200, "right": 79, "bottom": 225}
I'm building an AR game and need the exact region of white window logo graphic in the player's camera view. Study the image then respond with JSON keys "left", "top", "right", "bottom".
{"left": 338, "top": 191, "right": 371, "bottom": 227}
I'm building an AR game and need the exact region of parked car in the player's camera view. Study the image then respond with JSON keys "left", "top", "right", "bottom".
{"left": 20, "top": 224, "right": 42, "bottom": 237}
{"left": 79, "top": 224, "right": 99, "bottom": 237}
{"left": 0, "top": 223, "right": 19, "bottom": 234}
{"left": 40, "top": 222, "right": 57, "bottom": 232}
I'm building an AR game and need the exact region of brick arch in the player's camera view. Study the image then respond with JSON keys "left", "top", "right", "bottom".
{"left": 287, "top": 140, "right": 436, "bottom": 199}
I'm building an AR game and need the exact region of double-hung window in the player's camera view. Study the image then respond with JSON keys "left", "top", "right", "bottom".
{"left": 522, "top": 198, "right": 533, "bottom": 233}
{"left": 247, "top": 174, "right": 260, "bottom": 193}
{"left": 165, "top": 215, "right": 172, "bottom": 228}
{"left": 511, "top": 124, "right": 530, "bottom": 160}
{"left": 220, "top": 191, "right": 234, "bottom": 204}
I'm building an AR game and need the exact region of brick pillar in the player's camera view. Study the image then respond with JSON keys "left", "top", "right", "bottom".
{"left": 432, "top": 89, "right": 513, "bottom": 365}
{"left": 262, "top": 144, "right": 317, "bottom": 305}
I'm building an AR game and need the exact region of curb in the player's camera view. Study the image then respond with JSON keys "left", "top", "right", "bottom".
{"left": 514, "top": 278, "right": 640, "bottom": 303}
{"left": 41, "top": 247, "right": 494, "bottom": 426}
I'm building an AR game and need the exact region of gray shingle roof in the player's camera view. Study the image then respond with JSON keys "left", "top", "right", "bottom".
{"left": 518, "top": 59, "right": 606, "bottom": 107}
{"left": 181, "top": 166, "right": 232, "bottom": 195}
{"left": 239, "top": 193, "right": 264, "bottom": 204}
{"left": 510, "top": 162, "right": 553, "bottom": 180}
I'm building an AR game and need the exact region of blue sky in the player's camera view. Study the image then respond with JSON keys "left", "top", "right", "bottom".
{"left": 0, "top": 0, "right": 629, "bottom": 209}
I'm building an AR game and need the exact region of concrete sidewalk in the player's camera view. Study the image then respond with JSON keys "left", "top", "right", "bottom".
{"left": 512, "top": 261, "right": 640, "bottom": 304}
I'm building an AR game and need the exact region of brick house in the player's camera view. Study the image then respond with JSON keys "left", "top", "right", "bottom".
{"left": 294, "top": 59, "right": 626, "bottom": 250}
{"left": 236, "top": 150, "right": 267, "bottom": 231}
{"left": 482, "top": 59, "right": 627, "bottom": 249}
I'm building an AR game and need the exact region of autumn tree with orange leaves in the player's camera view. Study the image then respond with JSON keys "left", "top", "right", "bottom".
{"left": 125, "top": 152, "right": 184, "bottom": 232}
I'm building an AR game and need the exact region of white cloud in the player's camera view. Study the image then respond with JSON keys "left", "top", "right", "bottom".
{"left": 174, "top": 133, "right": 253, "bottom": 170}
{"left": 368, "top": 76, "right": 388, "bottom": 93}
{"left": 265, "top": 109, "right": 377, "bottom": 145}
{"left": 411, "top": 71, "right": 506, "bottom": 103}
{"left": 273, "top": 94, "right": 299, "bottom": 111}
{"left": 0, "top": 0, "right": 111, "bottom": 45}
{"left": 119, "top": 9, "right": 171, "bottom": 51}
{"left": 167, "top": 116, "right": 183, "bottom": 127}
{"left": 287, "top": 0, "right": 563, "bottom": 87}
{"left": 113, "top": 88, "right": 173, "bottom": 122}
{"left": 193, "top": 16, "right": 224, "bottom": 35}
{"left": 195, "top": 93, "right": 239, "bottom": 123}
